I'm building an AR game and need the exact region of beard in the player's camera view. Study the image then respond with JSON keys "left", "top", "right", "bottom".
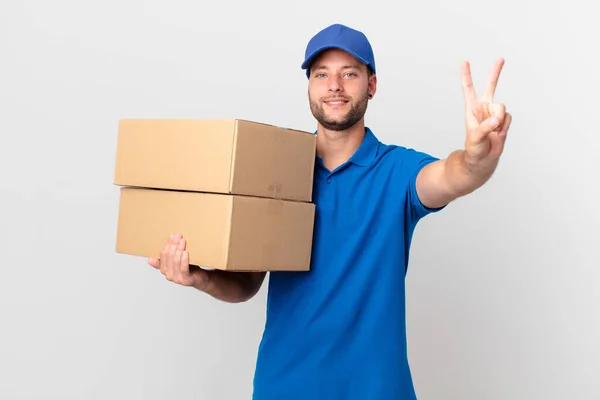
{"left": 309, "top": 90, "right": 369, "bottom": 131}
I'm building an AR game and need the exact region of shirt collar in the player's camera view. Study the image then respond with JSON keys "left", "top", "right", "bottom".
{"left": 313, "top": 127, "right": 379, "bottom": 169}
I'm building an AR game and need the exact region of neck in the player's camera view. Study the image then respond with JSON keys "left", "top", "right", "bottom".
{"left": 316, "top": 119, "right": 366, "bottom": 171}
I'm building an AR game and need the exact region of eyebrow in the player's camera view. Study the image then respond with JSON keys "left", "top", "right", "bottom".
{"left": 312, "top": 64, "right": 363, "bottom": 72}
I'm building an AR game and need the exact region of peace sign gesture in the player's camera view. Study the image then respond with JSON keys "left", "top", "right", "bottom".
{"left": 461, "top": 58, "right": 512, "bottom": 164}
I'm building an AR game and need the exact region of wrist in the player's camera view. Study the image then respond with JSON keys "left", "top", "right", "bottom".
{"left": 462, "top": 149, "right": 497, "bottom": 177}
{"left": 189, "top": 266, "right": 211, "bottom": 292}
{"left": 462, "top": 149, "right": 481, "bottom": 174}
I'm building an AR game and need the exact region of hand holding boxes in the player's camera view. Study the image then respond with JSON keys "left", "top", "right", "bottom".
{"left": 113, "top": 119, "right": 317, "bottom": 272}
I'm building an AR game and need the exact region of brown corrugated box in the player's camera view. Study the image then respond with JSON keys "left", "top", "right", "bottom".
{"left": 114, "top": 119, "right": 316, "bottom": 202}
{"left": 113, "top": 119, "right": 317, "bottom": 272}
{"left": 116, "top": 187, "right": 315, "bottom": 271}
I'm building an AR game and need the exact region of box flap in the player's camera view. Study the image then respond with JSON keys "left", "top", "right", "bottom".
{"left": 229, "top": 120, "right": 316, "bottom": 201}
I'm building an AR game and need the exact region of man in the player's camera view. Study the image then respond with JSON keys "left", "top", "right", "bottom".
{"left": 148, "top": 23, "right": 511, "bottom": 399}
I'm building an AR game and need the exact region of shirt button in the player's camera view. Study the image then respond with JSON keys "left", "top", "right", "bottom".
{"left": 326, "top": 178, "right": 332, "bottom": 184}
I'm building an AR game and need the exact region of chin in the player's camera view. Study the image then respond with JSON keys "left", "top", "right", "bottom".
{"left": 320, "top": 119, "right": 356, "bottom": 132}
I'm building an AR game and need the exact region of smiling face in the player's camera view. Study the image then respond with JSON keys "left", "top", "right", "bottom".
{"left": 308, "top": 48, "right": 377, "bottom": 132}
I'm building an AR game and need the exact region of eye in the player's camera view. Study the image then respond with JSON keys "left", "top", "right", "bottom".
{"left": 344, "top": 72, "right": 357, "bottom": 78}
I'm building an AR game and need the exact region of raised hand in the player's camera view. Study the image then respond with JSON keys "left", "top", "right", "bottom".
{"left": 460, "top": 58, "right": 512, "bottom": 164}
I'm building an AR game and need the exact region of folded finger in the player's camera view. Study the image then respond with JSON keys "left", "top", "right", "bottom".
{"left": 173, "top": 239, "right": 184, "bottom": 279}
{"left": 178, "top": 239, "right": 189, "bottom": 274}
{"left": 159, "top": 239, "right": 171, "bottom": 274}
{"left": 498, "top": 113, "right": 512, "bottom": 137}
{"left": 477, "top": 115, "right": 502, "bottom": 139}
{"left": 488, "top": 102, "right": 506, "bottom": 124}
{"left": 181, "top": 251, "right": 195, "bottom": 286}
{"left": 471, "top": 101, "right": 490, "bottom": 123}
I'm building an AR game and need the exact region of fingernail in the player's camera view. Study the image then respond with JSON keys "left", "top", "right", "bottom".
{"left": 491, "top": 117, "right": 499, "bottom": 127}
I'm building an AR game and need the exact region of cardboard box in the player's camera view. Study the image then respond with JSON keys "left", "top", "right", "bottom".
{"left": 115, "top": 187, "right": 315, "bottom": 271}
{"left": 114, "top": 119, "right": 316, "bottom": 202}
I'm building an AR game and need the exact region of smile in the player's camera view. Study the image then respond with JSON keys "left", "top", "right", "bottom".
{"left": 324, "top": 99, "right": 349, "bottom": 106}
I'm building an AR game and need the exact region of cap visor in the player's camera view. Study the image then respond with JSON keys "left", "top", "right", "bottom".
{"left": 301, "top": 45, "right": 369, "bottom": 70}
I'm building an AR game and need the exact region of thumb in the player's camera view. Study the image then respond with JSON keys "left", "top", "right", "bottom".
{"left": 148, "top": 257, "right": 160, "bottom": 269}
{"left": 477, "top": 115, "right": 501, "bottom": 139}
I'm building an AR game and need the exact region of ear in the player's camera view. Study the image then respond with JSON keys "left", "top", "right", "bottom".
{"left": 368, "top": 74, "right": 377, "bottom": 98}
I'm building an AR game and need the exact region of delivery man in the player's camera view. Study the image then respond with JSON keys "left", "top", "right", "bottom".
{"left": 147, "top": 23, "right": 511, "bottom": 400}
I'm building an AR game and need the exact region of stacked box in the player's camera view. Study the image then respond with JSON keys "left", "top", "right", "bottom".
{"left": 113, "top": 119, "right": 317, "bottom": 271}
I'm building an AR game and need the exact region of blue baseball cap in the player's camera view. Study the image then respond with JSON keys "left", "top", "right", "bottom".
{"left": 301, "top": 24, "right": 376, "bottom": 78}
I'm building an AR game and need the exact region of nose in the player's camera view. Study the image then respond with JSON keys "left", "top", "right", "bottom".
{"left": 328, "top": 75, "right": 343, "bottom": 93}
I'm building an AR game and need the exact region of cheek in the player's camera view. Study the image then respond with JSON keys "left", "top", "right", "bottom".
{"left": 308, "top": 88, "right": 322, "bottom": 102}
{"left": 355, "top": 84, "right": 371, "bottom": 98}
{"left": 308, "top": 82, "right": 328, "bottom": 97}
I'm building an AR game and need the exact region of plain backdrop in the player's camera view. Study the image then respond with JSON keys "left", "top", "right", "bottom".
{"left": 1, "top": 1, "right": 598, "bottom": 399}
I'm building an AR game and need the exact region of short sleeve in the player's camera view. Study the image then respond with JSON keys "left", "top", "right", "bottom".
{"left": 402, "top": 148, "right": 447, "bottom": 223}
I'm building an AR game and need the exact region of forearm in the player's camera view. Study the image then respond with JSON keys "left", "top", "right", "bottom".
{"left": 192, "top": 268, "right": 265, "bottom": 303}
{"left": 417, "top": 149, "right": 499, "bottom": 209}
{"left": 442, "top": 149, "right": 498, "bottom": 198}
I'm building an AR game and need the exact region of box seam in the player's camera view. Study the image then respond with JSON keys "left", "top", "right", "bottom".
{"left": 228, "top": 119, "right": 239, "bottom": 194}
{"left": 225, "top": 195, "right": 235, "bottom": 269}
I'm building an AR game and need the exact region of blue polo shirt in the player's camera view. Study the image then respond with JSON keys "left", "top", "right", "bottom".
{"left": 252, "top": 127, "right": 444, "bottom": 400}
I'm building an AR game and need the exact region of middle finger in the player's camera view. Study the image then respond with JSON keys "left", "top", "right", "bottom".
{"left": 173, "top": 238, "right": 184, "bottom": 281}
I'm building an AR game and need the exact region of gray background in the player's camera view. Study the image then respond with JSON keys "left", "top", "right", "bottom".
{"left": 1, "top": 0, "right": 598, "bottom": 399}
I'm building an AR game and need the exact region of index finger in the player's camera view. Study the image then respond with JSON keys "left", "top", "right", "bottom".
{"left": 484, "top": 58, "right": 505, "bottom": 101}
{"left": 460, "top": 60, "right": 477, "bottom": 104}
